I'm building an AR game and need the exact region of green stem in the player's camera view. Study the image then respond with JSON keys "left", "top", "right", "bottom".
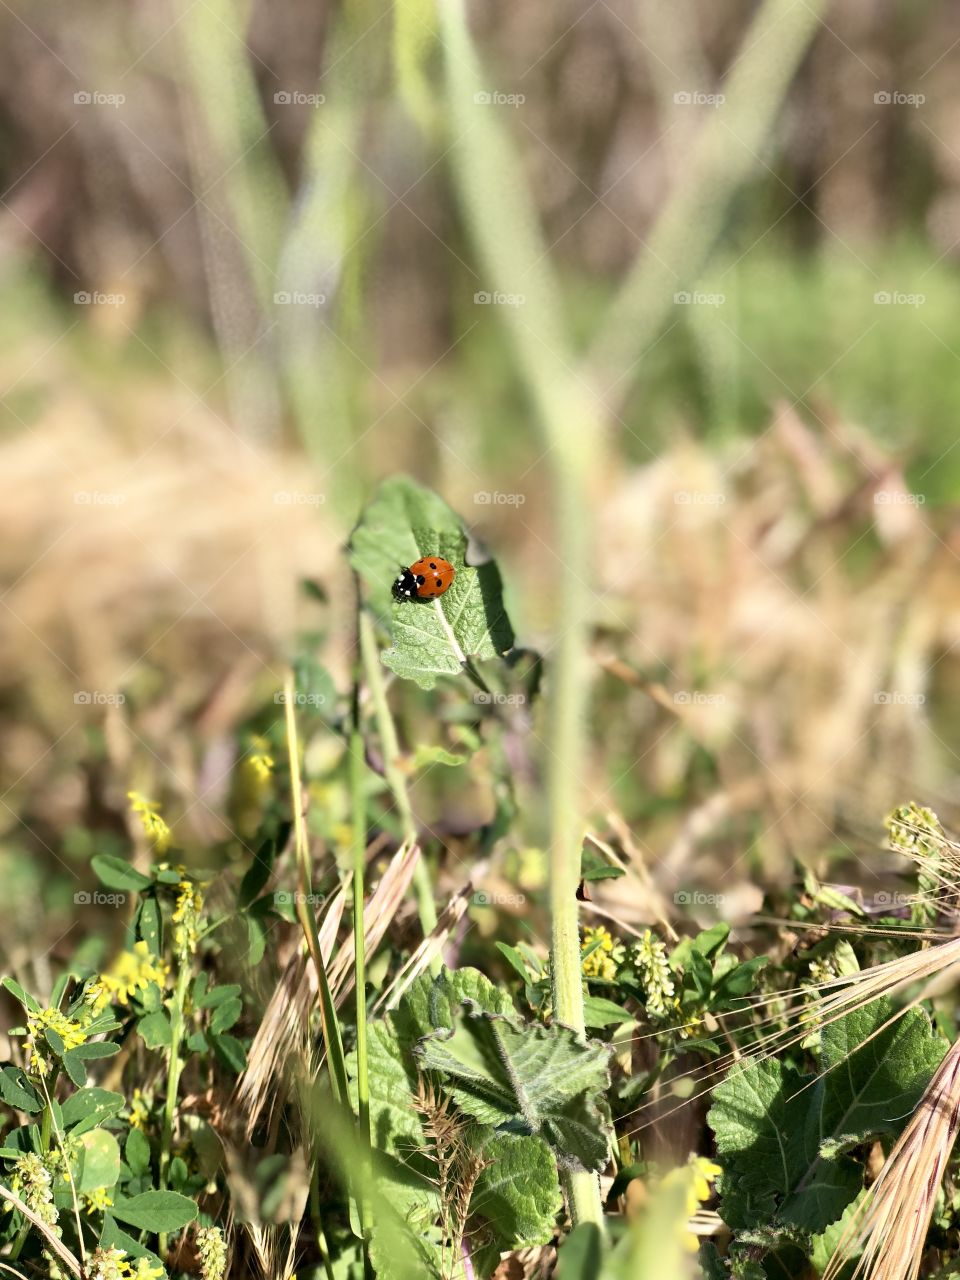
{"left": 283, "top": 671, "right": 350, "bottom": 1107}
{"left": 358, "top": 610, "right": 438, "bottom": 954}
{"left": 349, "top": 721, "right": 373, "bottom": 1246}
{"left": 158, "top": 960, "right": 191, "bottom": 1255}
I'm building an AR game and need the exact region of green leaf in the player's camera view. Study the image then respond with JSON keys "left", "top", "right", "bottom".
{"left": 415, "top": 1002, "right": 611, "bottom": 1171}
{"left": 100, "top": 1214, "right": 166, "bottom": 1269}
{"left": 0, "top": 1065, "right": 43, "bottom": 1114}
{"left": 135, "top": 896, "right": 162, "bottom": 958}
{"left": 581, "top": 996, "right": 632, "bottom": 1029}
{"left": 77, "top": 1129, "right": 121, "bottom": 1192}
{"left": 90, "top": 856, "right": 153, "bottom": 892}
{"left": 2, "top": 978, "right": 41, "bottom": 1014}
{"left": 580, "top": 847, "right": 626, "bottom": 883}
{"left": 349, "top": 1020, "right": 425, "bottom": 1159}
{"left": 61, "top": 1087, "right": 125, "bottom": 1133}
{"left": 209, "top": 997, "right": 242, "bottom": 1034}
{"left": 471, "top": 1131, "right": 561, "bottom": 1248}
{"left": 110, "top": 1189, "right": 198, "bottom": 1232}
{"left": 124, "top": 1128, "right": 151, "bottom": 1178}
{"left": 349, "top": 477, "right": 514, "bottom": 689}
{"left": 710, "top": 999, "right": 948, "bottom": 1234}
{"left": 136, "top": 1011, "right": 172, "bottom": 1049}
{"left": 210, "top": 1033, "right": 246, "bottom": 1073}
{"left": 61, "top": 1048, "right": 87, "bottom": 1087}
{"left": 71, "top": 1042, "right": 121, "bottom": 1061}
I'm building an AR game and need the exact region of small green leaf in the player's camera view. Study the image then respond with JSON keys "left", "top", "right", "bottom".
{"left": 2, "top": 978, "right": 41, "bottom": 1014}
{"left": 77, "top": 1129, "right": 121, "bottom": 1192}
{"left": 61, "top": 1048, "right": 87, "bottom": 1087}
{"left": 71, "top": 1042, "right": 121, "bottom": 1061}
{"left": 124, "top": 1128, "right": 151, "bottom": 1177}
{"left": 209, "top": 998, "right": 242, "bottom": 1034}
{"left": 61, "top": 1088, "right": 125, "bottom": 1133}
{"left": 581, "top": 996, "right": 631, "bottom": 1028}
{"left": 110, "top": 1189, "right": 198, "bottom": 1232}
{"left": 350, "top": 477, "right": 514, "bottom": 689}
{"left": 580, "top": 847, "right": 626, "bottom": 883}
{"left": 136, "top": 1011, "right": 172, "bottom": 1049}
{"left": 0, "top": 1065, "right": 43, "bottom": 1114}
{"left": 135, "top": 896, "right": 162, "bottom": 958}
{"left": 197, "top": 984, "right": 242, "bottom": 1010}
{"left": 210, "top": 1033, "right": 246, "bottom": 1073}
{"left": 90, "top": 856, "right": 153, "bottom": 892}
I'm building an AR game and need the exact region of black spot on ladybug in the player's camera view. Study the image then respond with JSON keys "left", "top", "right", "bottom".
{"left": 429, "top": 562, "right": 437, "bottom": 569}
{"left": 416, "top": 574, "right": 425, "bottom": 585}
{"left": 435, "top": 578, "right": 442, "bottom": 588}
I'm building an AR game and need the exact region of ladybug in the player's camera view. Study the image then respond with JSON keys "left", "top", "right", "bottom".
{"left": 392, "top": 555, "right": 456, "bottom": 601}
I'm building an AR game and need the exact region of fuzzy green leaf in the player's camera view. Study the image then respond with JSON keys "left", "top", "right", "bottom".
{"left": 710, "top": 999, "right": 948, "bottom": 1234}
{"left": 349, "top": 476, "right": 514, "bottom": 689}
{"left": 471, "top": 1131, "right": 561, "bottom": 1247}
{"left": 415, "top": 1002, "right": 611, "bottom": 1171}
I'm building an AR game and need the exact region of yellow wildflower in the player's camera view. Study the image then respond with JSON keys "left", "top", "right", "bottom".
{"left": 581, "top": 926, "right": 624, "bottom": 982}
{"left": 197, "top": 1226, "right": 228, "bottom": 1280}
{"left": 128, "top": 1088, "right": 149, "bottom": 1131}
{"left": 89, "top": 941, "right": 167, "bottom": 1013}
{"left": 172, "top": 879, "right": 203, "bottom": 961}
{"left": 10, "top": 1152, "right": 57, "bottom": 1226}
{"left": 634, "top": 930, "right": 676, "bottom": 1020}
{"left": 24, "top": 1008, "right": 86, "bottom": 1075}
{"left": 127, "top": 792, "right": 172, "bottom": 854}
{"left": 662, "top": 1155, "right": 722, "bottom": 1251}
{"left": 83, "top": 1187, "right": 114, "bottom": 1215}
{"left": 245, "top": 736, "right": 275, "bottom": 786}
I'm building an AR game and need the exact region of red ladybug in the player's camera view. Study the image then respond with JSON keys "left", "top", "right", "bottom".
{"left": 392, "top": 555, "right": 456, "bottom": 601}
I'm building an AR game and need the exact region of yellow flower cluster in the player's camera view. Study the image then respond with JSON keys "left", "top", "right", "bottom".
{"left": 173, "top": 879, "right": 204, "bottom": 961}
{"left": 581, "top": 926, "right": 625, "bottom": 981}
{"left": 87, "top": 941, "right": 167, "bottom": 1014}
{"left": 127, "top": 1088, "right": 149, "bottom": 1131}
{"left": 88, "top": 1248, "right": 164, "bottom": 1280}
{"left": 24, "top": 1008, "right": 87, "bottom": 1076}
{"left": 10, "top": 1152, "right": 58, "bottom": 1226}
{"left": 83, "top": 1187, "right": 114, "bottom": 1215}
{"left": 661, "top": 1155, "right": 722, "bottom": 1252}
{"left": 633, "top": 930, "right": 677, "bottom": 1021}
{"left": 127, "top": 792, "right": 172, "bottom": 854}
{"left": 245, "top": 736, "right": 275, "bottom": 785}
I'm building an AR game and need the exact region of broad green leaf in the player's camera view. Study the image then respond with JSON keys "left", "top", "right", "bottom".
{"left": 415, "top": 1003, "right": 611, "bottom": 1171}
{"left": 581, "top": 996, "right": 632, "bottom": 1029}
{"left": 100, "top": 1215, "right": 166, "bottom": 1271}
{"left": 71, "top": 1042, "right": 121, "bottom": 1060}
{"left": 77, "top": 1129, "right": 121, "bottom": 1191}
{"left": 90, "top": 856, "right": 153, "bottom": 892}
{"left": 61, "top": 1048, "right": 87, "bottom": 1087}
{"left": 349, "top": 1020, "right": 425, "bottom": 1159}
{"left": 209, "top": 997, "right": 242, "bottom": 1034}
{"left": 471, "top": 1131, "right": 561, "bottom": 1248}
{"left": 349, "top": 476, "right": 514, "bottom": 689}
{"left": 61, "top": 1087, "right": 125, "bottom": 1133}
{"left": 2, "top": 978, "right": 41, "bottom": 1014}
{"left": 710, "top": 999, "right": 948, "bottom": 1234}
{"left": 110, "top": 1189, "right": 198, "bottom": 1232}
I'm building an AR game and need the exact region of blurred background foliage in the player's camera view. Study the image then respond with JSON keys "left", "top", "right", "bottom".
{"left": 1, "top": 0, "right": 960, "bottom": 969}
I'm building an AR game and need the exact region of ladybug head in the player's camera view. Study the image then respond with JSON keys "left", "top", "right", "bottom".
{"left": 392, "top": 567, "right": 418, "bottom": 601}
